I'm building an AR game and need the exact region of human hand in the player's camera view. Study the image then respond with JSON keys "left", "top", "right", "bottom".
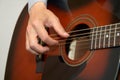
{"left": 26, "top": 2, "right": 69, "bottom": 55}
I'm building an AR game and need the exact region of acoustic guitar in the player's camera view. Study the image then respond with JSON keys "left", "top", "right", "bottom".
{"left": 5, "top": 0, "right": 120, "bottom": 80}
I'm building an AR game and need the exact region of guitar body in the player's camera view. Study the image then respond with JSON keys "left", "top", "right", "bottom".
{"left": 5, "top": 0, "right": 120, "bottom": 80}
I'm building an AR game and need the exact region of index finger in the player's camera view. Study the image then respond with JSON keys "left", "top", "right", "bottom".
{"left": 32, "top": 20, "right": 58, "bottom": 46}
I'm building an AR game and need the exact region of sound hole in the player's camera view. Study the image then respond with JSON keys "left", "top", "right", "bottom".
{"left": 65, "top": 24, "right": 90, "bottom": 60}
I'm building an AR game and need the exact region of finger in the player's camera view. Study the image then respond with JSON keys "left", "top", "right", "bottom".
{"left": 26, "top": 32, "right": 39, "bottom": 55}
{"left": 27, "top": 24, "right": 49, "bottom": 53}
{"left": 49, "top": 16, "right": 69, "bottom": 38}
{"left": 32, "top": 21, "right": 58, "bottom": 46}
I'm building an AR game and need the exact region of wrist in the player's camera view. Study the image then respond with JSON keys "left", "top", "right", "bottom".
{"left": 29, "top": 1, "right": 47, "bottom": 14}
{"left": 28, "top": 0, "right": 47, "bottom": 12}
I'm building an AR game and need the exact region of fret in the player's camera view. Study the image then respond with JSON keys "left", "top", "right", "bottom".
{"left": 98, "top": 26, "right": 105, "bottom": 49}
{"left": 110, "top": 24, "right": 116, "bottom": 47}
{"left": 105, "top": 25, "right": 111, "bottom": 48}
{"left": 91, "top": 27, "right": 96, "bottom": 50}
{"left": 108, "top": 24, "right": 111, "bottom": 47}
{"left": 103, "top": 26, "right": 106, "bottom": 48}
{"left": 96, "top": 27, "right": 102, "bottom": 49}
{"left": 90, "top": 27, "right": 95, "bottom": 50}
{"left": 94, "top": 27, "right": 98, "bottom": 49}
{"left": 114, "top": 24, "right": 117, "bottom": 46}
{"left": 116, "top": 23, "right": 120, "bottom": 46}
{"left": 90, "top": 23, "right": 120, "bottom": 50}
{"left": 98, "top": 26, "right": 102, "bottom": 48}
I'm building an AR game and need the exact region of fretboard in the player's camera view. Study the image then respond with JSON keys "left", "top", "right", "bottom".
{"left": 90, "top": 23, "right": 120, "bottom": 50}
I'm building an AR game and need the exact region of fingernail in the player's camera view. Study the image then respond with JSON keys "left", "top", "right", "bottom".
{"left": 64, "top": 32, "right": 69, "bottom": 37}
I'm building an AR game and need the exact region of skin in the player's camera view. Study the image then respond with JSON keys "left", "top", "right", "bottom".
{"left": 26, "top": 2, "right": 69, "bottom": 55}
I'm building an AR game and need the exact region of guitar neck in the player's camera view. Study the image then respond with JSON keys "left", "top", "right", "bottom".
{"left": 90, "top": 23, "right": 120, "bottom": 50}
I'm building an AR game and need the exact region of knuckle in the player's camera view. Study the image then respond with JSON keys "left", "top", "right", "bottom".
{"left": 26, "top": 45, "right": 32, "bottom": 53}
{"left": 41, "top": 36, "right": 49, "bottom": 42}
{"left": 29, "top": 41, "right": 36, "bottom": 49}
{"left": 32, "top": 20, "right": 40, "bottom": 27}
{"left": 26, "top": 45, "right": 30, "bottom": 51}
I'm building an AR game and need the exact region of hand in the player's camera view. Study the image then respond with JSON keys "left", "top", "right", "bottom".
{"left": 26, "top": 2, "right": 69, "bottom": 55}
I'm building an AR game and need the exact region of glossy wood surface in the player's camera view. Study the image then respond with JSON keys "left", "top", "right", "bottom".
{"left": 5, "top": 0, "right": 120, "bottom": 80}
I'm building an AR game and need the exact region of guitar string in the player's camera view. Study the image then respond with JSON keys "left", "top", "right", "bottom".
{"left": 50, "top": 23, "right": 120, "bottom": 39}
{"left": 50, "top": 27, "right": 120, "bottom": 43}
{"left": 59, "top": 34, "right": 119, "bottom": 45}
{"left": 50, "top": 38, "right": 118, "bottom": 51}
{"left": 57, "top": 35, "right": 120, "bottom": 51}
{"left": 39, "top": 24, "right": 120, "bottom": 52}
{"left": 48, "top": 31, "right": 120, "bottom": 51}
{"left": 39, "top": 24, "right": 120, "bottom": 50}
{"left": 49, "top": 26, "right": 120, "bottom": 41}
{"left": 46, "top": 27, "right": 120, "bottom": 50}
